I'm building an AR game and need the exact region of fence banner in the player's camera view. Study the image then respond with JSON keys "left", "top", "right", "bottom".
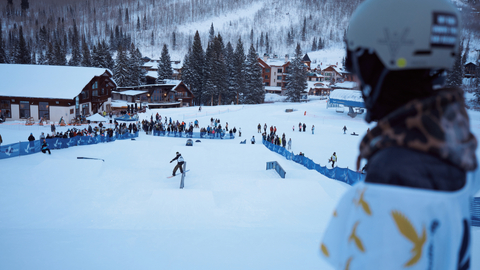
{"left": 0, "top": 132, "right": 138, "bottom": 160}
{"left": 262, "top": 139, "right": 365, "bottom": 186}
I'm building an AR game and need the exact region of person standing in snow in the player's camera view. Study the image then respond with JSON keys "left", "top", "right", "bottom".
{"left": 329, "top": 152, "right": 337, "bottom": 168}
{"left": 287, "top": 138, "right": 292, "bottom": 151}
{"left": 170, "top": 152, "right": 185, "bottom": 176}
{"left": 0, "top": 133, "right": 2, "bottom": 146}
{"left": 312, "top": 125, "right": 315, "bottom": 134}
{"left": 302, "top": 123, "right": 306, "bottom": 132}
{"left": 321, "top": 0, "right": 478, "bottom": 269}
{"left": 251, "top": 136, "right": 255, "bottom": 144}
{"left": 299, "top": 122, "right": 302, "bottom": 132}
{"left": 342, "top": 125, "right": 347, "bottom": 134}
{"left": 257, "top": 123, "right": 261, "bottom": 133}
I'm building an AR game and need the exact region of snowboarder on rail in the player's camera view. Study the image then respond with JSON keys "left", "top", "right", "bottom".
{"left": 170, "top": 152, "right": 184, "bottom": 176}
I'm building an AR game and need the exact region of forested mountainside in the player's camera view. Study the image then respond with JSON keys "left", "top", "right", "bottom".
{"left": 2, "top": 0, "right": 480, "bottom": 61}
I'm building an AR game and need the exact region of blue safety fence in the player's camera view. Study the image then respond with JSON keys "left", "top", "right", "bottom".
{"left": 472, "top": 197, "right": 480, "bottom": 227}
{"left": 263, "top": 139, "right": 480, "bottom": 227}
{"left": 266, "top": 161, "right": 286, "bottom": 178}
{"left": 0, "top": 132, "right": 138, "bottom": 160}
{"left": 263, "top": 139, "right": 365, "bottom": 186}
{"left": 151, "top": 130, "right": 235, "bottom": 139}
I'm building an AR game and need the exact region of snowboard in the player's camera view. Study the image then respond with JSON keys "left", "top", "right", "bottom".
{"left": 167, "top": 170, "right": 190, "bottom": 178}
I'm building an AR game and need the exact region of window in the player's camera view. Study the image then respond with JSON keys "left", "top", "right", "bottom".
{"left": 285, "top": 67, "right": 289, "bottom": 73}
{"left": 93, "top": 81, "right": 98, "bottom": 89}
{"left": 0, "top": 100, "right": 11, "bottom": 118}
{"left": 277, "top": 68, "right": 282, "bottom": 73}
{"left": 92, "top": 90, "right": 98, "bottom": 96}
{"left": 277, "top": 83, "right": 281, "bottom": 87}
{"left": 265, "top": 82, "right": 270, "bottom": 86}
{"left": 264, "top": 75, "right": 269, "bottom": 79}
{"left": 82, "top": 103, "right": 89, "bottom": 115}
{"left": 39, "top": 102, "right": 49, "bottom": 120}
{"left": 20, "top": 101, "right": 30, "bottom": 118}
{"left": 101, "top": 88, "right": 105, "bottom": 95}
{"left": 82, "top": 91, "right": 89, "bottom": 99}
{"left": 277, "top": 76, "right": 282, "bottom": 80}
{"left": 153, "top": 89, "right": 161, "bottom": 102}
{"left": 265, "top": 69, "right": 270, "bottom": 73}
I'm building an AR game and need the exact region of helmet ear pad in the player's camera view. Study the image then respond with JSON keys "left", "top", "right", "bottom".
{"left": 347, "top": 48, "right": 436, "bottom": 122}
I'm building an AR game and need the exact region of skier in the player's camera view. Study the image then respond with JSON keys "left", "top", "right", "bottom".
{"left": 170, "top": 152, "right": 185, "bottom": 177}
{"left": 287, "top": 138, "right": 292, "bottom": 151}
{"left": 41, "top": 139, "right": 51, "bottom": 155}
{"left": 311, "top": 125, "right": 315, "bottom": 134}
{"left": 251, "top": 136, "right": 255, "bottom": 144}
{"left": 321, "top": 0, "right": 478, "bottom": 269}
{"left": 257, "top": 123, "right": 261, "bottom": 133}
{"left": 329, "top": 152, "right": 337, "bottom": 168}
{"left": 302, "top": 123, "right": 306, "bottom": 132}
{"left": 342, "top": 125, "right": 347, "bottom": 134}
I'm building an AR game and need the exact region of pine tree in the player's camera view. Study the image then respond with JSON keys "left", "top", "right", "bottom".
{"left": 113, "top": 46, "right": 130, "bottom": 87}
{"left": 225, "top": 41, "right": 236, "bottom": 104}
{"left": 189, "top": 31, "right": 205, "bottom": 105}
{"left": 445, "top": 40, "right": 464, "bottom": 87}
{"left": 265, "top": 33, "right": 270, "bottom": 54}
{"left": 204, "top": 41, "right": 215, "bottom": 105}
{"left": 259, "top": 32, "right": 264, "bottom": 50}
{"left": 208, "top": 23, "right": 215, "bottom": 44}
{"left": 244, "top": 44, "right": 264, "bottom": 104}
{"left": 15, "top": 26, "right": 31, "bottom": 64}
{"left": 311, "top": 37, "right": 317, "bottom": 51}
{"left": 68, "top": 20, "right": 81, "bottom": 66}
{"left": 46, "top": 42, "right": 55, "bottom": 65}
{"left": 21, "top": 0, "right": 29, "bottom": 15}
{"left": 250, "top": 29, "right": 254, "bottom": 46}
{"left": 91, "top": 44, "right": 100, "bottom": 67}
{"left": 181, "top": 46, "right": 194, "bottom": 89}
{"left": 172, "top": 31, "right": 176, "bottom": 51}
{"left": 53, "top": 38, "right": 66, "bottom": 65}
{"left": 302, "top": 17, "right": 307, "bottom": 42}
{"left": 233, "top": 37, "right": 246, "bottom": 104}
{"left": 80, "top": 36, "right": 92, "bottom": 67}
{"left": 212, "top": 34, "right": 228, "bottom": 105}
{"left": 157, "top": 44, "right": 173, "bottom": 83}
{"left": 128, "top": 43, "right": 146, "bottom": 86}
{"left": 285, "top": 43, "right": 307, "bottom": 102}
{"left": 0, "top": 19, "right": 8, "bottom": 63}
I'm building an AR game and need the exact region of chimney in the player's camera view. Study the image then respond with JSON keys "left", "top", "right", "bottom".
{"left": 285, "top": 54, "right": 289, "bottom": 63}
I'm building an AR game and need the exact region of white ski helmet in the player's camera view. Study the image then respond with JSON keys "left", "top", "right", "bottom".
{"left": 346, "top": 0, "right": 460, "bottom": 71}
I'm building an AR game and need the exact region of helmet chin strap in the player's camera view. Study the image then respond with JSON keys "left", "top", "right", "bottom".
{"left": 350, "top": 48, "right": 390, "bottom": 122}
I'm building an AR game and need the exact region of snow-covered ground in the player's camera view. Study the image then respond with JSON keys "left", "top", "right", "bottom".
{"left": 0, "top": 99, "right": 479, "bottom": 269}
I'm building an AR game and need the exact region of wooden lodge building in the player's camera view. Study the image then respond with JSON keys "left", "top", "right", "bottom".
{"left": 0, "top": 64, "right": 116, "bottom": 123}
{"left": 112, "top": 80, "right": 194, "bottom": 109}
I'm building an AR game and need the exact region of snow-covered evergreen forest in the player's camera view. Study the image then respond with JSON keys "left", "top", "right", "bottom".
{"left": 1, "top": 0, "right": 480, "bottom": 105}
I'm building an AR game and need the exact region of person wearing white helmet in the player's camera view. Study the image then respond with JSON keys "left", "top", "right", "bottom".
{"left": 170, "top": 152, "right": 185, "bottom": 176}
{"left": 321, "top": 0, "right": 478, "bottom": 269}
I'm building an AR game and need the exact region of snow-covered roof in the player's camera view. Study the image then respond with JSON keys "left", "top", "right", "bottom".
{"left": 146, "top": 71, "right": 158, "bottom": 78}
{"left": 265, "top": 86, "right": 282, "bottom": 91}
{"left": 329, "top": 89, "right": 363, "bottom": 102}
{"left": 265, "top": 58, "right": 288, "bottom": 67}
{"left": 332, "top": 81, "right": 358, "bottom": 89}
{"left": 0, "top": 64, "right": 113, "bottom": 99}
{"left": 113, "top": 90, "right": 148, "bottom": 96}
